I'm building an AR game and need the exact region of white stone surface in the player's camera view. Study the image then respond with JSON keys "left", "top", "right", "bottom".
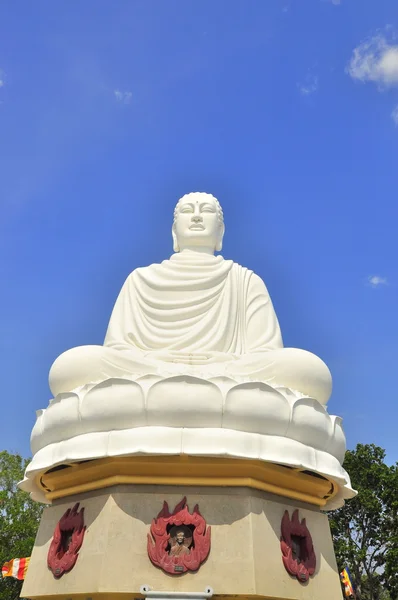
{"left": 21, "top": 374, "right": 354, "bottom": 509}
{"left": 48, "top": 194, "right": 332, "bottom": 406}
{"left": 21, "top": 192, "right": 354, "bottom": 509}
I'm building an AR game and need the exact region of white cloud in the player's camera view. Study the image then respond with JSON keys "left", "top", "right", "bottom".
{"left": 331, "top": 0, "right": 341, "bottom": 5}
{"left": 114, "top": 89, "right": 132, "bottom": 104}
{"left": 297, "top": 74, "right": 318, "bottom": 96}
{"left": 0, "top": 69, "right": 4, "bottom": 88}
{"left": 347, "top": 35, "right": 398, "bottom": 87}
{"left": 392, "top": 104, "right": 398, "bottom": 125}
{"left": 368, "top": 275, "right": 388, "bottom": 287}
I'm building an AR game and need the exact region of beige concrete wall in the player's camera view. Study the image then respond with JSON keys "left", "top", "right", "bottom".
{"left": 22, "top": 485, "right": 342, "bottom": 600}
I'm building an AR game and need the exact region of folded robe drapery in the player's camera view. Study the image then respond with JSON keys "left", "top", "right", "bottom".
{"left": 105, "top": 251, "right": 283, "bottom": 357}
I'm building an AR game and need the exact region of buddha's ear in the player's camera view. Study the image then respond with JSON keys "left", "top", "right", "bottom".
{"left": 216, "top": 223, "right": 225, "bottom": 252}
{"left": 172, "top": 227, "right": 180, "bottom": 253}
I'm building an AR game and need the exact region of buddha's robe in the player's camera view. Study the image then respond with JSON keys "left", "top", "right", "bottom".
{"left": 49, "top": 251, "right": 332, "bottom": 404}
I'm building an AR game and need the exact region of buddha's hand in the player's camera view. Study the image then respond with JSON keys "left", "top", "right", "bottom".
{"left": 148, "top": 351, "right": 236, "bottom": 365}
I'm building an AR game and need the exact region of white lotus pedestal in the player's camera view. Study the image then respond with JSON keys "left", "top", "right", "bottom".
{"left": 22, "top": 456, "right": 343, "bottom": 600}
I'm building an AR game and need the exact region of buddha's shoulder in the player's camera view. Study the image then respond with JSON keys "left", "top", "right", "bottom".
{"left": 124, "top": 257, "right": 263, "bottom": 285}
{"left": 228, "top": 262, "right": 269, "bottom": 291}
{"left": 123, "top": 262, "right": 160, "bottom": 281}
{"left": 228, "top": 260, "right": 258, "bottom": 277}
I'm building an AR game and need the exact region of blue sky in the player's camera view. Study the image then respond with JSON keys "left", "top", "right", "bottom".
{"left": 1, "top": 0, "right": 397, "bottom": 465}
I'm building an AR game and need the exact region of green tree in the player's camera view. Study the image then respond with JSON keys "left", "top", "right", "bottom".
{"left": 0, "top": 451, "right": 43, "bottom": 600}
{"left": 329, "top": 444, "right": 398, "bottom": 600}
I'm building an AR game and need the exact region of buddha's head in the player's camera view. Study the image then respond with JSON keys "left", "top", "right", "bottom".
{"left": 172, "top": 192, "right": 225, "bottom": 254}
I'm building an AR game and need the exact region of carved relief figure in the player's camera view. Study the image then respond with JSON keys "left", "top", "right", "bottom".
{"left": 147, "top": 497, "right": 210, "bottom": 574}
{"left": 168, "top": 525, "right": 193, "bottom": 557}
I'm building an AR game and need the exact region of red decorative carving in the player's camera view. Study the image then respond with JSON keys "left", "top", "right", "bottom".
{"left": 147, "top": 497, "right": 211, "bottom": 574}
{"left": 280, "top": 509, "right": 316, "bottom": 583}
{"left": 47, "top": 503, "right": 86, "bottom": 578}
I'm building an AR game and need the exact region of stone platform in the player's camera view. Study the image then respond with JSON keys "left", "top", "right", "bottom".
{"left": 22, "top": 480, "right": 343, "bottom": 600}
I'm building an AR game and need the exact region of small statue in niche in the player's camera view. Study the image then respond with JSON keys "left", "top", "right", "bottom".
{"left": 168, "top": 525, "right": 193, "bottom": 557}
{"left": 147, "top": 497, "right": 211, "bottom": 574}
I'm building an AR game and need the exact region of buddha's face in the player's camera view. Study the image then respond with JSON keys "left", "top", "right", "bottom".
{"left": 172, "top": 194, "right": 224, "bottom": 253}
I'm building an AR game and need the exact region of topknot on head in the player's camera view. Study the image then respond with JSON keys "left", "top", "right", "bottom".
{"left": 173, "top": 192, "right": 224, "bottom": 225}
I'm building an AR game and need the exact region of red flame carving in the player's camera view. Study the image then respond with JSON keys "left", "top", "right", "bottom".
{"left": 280, "top": 509, "right": 316, "bottom": 583}
{"left": 47, "top": 503, "right": 86, "bottom": 578}
{"left": 147, "top": 497, "right": 211, "bottom": 575}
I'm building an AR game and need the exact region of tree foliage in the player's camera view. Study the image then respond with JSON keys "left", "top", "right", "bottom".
{"left": 0, "top": 451, "right": 43, "bottom": 600}
{"left": 329, "top": 444, "right": 398, "bottom": 600}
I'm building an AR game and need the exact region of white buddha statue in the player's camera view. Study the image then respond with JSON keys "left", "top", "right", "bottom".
{"left": 49, "top": 192, "right": 332, "bottom": 405}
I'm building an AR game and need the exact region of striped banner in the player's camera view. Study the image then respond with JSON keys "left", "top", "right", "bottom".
{"left": 1, "top": 557, "right": 30, "bottom": 580}
{"left": 340, "top": 566, "right": 355, "bottom": 598}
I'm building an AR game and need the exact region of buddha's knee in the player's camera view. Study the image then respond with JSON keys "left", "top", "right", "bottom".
{"left": 276, "top": 348, "right": 332, "bottom": 404}
{"left": 49, "top": 345, "right": 107, "bottom": 396}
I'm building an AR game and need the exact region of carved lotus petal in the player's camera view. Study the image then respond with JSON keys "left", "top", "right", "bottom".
{"left": 287, "top": 398, "right": 333, "bottom": 451}
{"left": 208, "top": 376, "right": 238, "bottom": 396}
{"left": 41, "top": 393, "right": 82, "bottom": 448}
{"left": 30, "top": 409, "right": 45, "bottom": 454}
{"left": 135, "top": 374, "right": 164, "bottom": 392}
{"left": 325, "top": 416, "right": 346, "bottom": 462}
{"left": 147, "top": 376, "right": 222, "bottom": 428}
{"left": 80, "top": 378, "right": 145, "bottom": 433}
{"left": 223, "top": 382, "right": 290, "bottom": 436}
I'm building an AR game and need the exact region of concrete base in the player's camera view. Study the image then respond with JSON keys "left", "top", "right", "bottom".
{"left": 22, "top": 485, "right": 342, "bottom": 600}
